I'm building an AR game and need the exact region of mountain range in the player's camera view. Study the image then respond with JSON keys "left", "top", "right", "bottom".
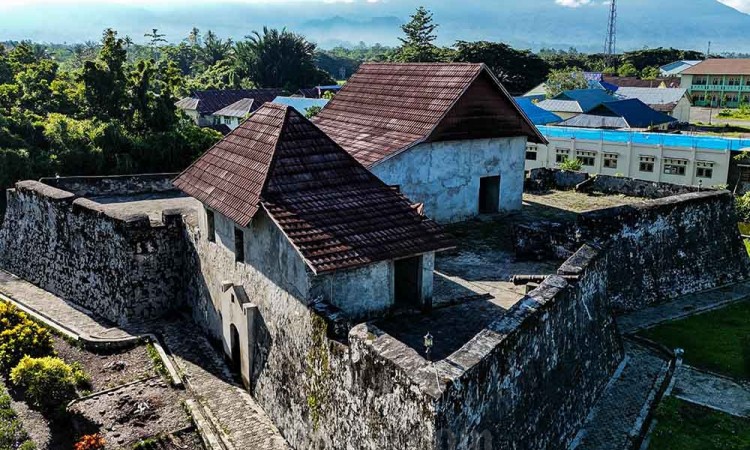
{"left": 1, "top": 0, "right": 750, "bottom": 53}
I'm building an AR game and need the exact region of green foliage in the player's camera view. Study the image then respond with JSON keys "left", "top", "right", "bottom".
{"left": 234, "top": 27, "right": 333, "bottom": 91}
{"left": 736, "top": 192, "right": 750, "bottom": 223}
{"left": 453, "top": 41, "right": 549, "bottom": 93}
{"left": 0, "top": 384, "right": 36, "bottom": 450}
{"left": 146, "top": 343, "right": 169, "bottom": 381}
{"left": 558, "top": 157, "right": 583, "bottom": 171}
{"left": 640, "top": 66, "right": 661, "bottom": 80}
{"left": 0, "top": 303, "right": 55, "bottom": 373}
{"left": 304, "top": 106, "right": 322, "bottom": 119}
{"left": 395, "top": 7, "right": 440, "bottom": 63}
{"left": 641, "top": 300, "right": 750, "bottom": 380}
{"left": 81, "top": 29, "right": 128, "bottom": 120}
{"left": 650, "top": 397, "right": 750, "bottom": 450}
{"left": 617, "top": 61, "right": 638, "bottom": 77}
{"left": 544, "top": 67, "right": 588, "bottom": 98}
{"left": 10, "top": 356, "right": 79, "bottom": 413}
{"left": 620, "top": 47, "right": 704, "bottom": 72}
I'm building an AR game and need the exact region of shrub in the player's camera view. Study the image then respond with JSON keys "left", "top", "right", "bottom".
{"left": 0, "top": 303, "right": 55, "bottom": 373}
{"left": 735, "top": 192, "right": 750, "bottom": 223}
{"left": 74, "top": 434, "right": 106, "bottom": 450}
{"left": 10, "top": 356, "right": 78, "bottom": 413}
{"left": 0, "top": 386, "right": 35, "bottom": 450}
{"left": 559, "top": 157, "right": 583, "bottom": 172}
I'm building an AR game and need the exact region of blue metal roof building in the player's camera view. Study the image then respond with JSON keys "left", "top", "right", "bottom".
{"left": 513, "top": 97, "right": 562, "bottom": 125}
{"left": 536, "top": 125, "right": 750, "bottom": 152}
{"left": 554, "top": 89, "right": 620, "bottom": 113}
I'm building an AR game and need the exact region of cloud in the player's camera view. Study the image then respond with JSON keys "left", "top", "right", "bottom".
{"left": 718, "top": 0, "right": 750, "bottom": 13}
{"left": 555, "top": 0, "right": 593, "bottom": 7}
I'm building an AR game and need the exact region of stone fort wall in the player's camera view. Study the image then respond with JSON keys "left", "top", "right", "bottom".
{"left": 0, "top": 180, "right": 187, "bottom": 324}
{"left": 1, "top": 173, "right": 748, "bottom": 449}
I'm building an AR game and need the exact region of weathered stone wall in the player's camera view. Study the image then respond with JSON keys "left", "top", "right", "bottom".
{"left": 432, "top": 246, "right": 623, "bottom": 450}
{"left": 0, "top": 181, "right": 187, "bottom": 324}
{"left": 578, "top": 190, "right": 750, "bottom": 312}
{"left": 372, "top": 137, "right": 527, "bottom": 223}
{"left": 183, "top": 208, "right": 438, "bottom": 450}
{"left": 527, "top": 167, "right": 703, "bottom": 199}
{"left": 39, "top": 174, "right": 179, "bottom": 198}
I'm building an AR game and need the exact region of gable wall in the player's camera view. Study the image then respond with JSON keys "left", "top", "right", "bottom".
{"left": 429, "top": 72, "right": 538, "bottom": 143}
{"left": 372, "top": 136, "right": 527, "bottom": 223}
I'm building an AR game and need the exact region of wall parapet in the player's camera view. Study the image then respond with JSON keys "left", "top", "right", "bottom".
{"left": 0, "top": 179, "right": 188, "bottom": 325}
{"left": 39, "top": 173, "right": 179, "bottom": 198}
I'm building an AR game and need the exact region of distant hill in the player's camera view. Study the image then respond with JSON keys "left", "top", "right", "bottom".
{"left": 1, "top": 0, "right": 749, "bottom": 52}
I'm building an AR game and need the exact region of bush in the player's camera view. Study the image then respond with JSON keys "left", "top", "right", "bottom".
{"left": 735, "top": 192, "right": 750, "bottom": 223}
{"left": 0, "top": 386, "right": 35, "bottom": 450}
{"left": 10, "top": 356, "right": 78, "bottom": 413}
{"left": 0, "top": 303, "right": 55, "bottom": 373}
{"left": 559, "top": 157, "right": 583, "bottom": 172}
{"left": 74, "top": 434, "right": 105, "bottom": 450}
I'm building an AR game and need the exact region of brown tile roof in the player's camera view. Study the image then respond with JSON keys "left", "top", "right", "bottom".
{"left": 312, "top": 63, "right": 545, "bottom": 168}
{"left": 682, "top": 59, "right": 750, "bottom": 75}
{"left": 174, "top": 103, "right": 455, "bottom": 273}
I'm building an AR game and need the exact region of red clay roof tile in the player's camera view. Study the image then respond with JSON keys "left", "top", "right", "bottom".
{"left": 174, "top": 103, "right": 454, "bottom": 273}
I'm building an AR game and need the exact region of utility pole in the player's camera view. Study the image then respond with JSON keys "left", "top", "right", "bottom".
{"left": 604, "top": 0, "right": 618, "bottom": 68}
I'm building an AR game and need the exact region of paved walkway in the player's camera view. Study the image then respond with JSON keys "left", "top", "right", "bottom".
{"left": 617, "top": 281, "right": 750, "bottom": 334}
{"left": 570, "top": 341, "right": 672, "bottom": 450}
{"left": 0, "top": 269, "right": 290, "bottom": 450}
{"left": 0, "top": 270, "right": 133, "bottom": 340}
{"left": 671, "top": 365, "right": 750, "bottom": 418}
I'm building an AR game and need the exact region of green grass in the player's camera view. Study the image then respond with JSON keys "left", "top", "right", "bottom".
{"left": 649, "top": 397, "right": 750, "bottom": 450}
{"left": 641, "top": 300, "right": 750, "bottom": 380}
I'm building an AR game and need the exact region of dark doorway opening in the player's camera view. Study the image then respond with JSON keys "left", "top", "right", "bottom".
{"left": 229, "top": 324, "right": 241, "bottom": 374}
{"left": 478, "top": 175, "right": 500, "bottom": 214}
{"left": 394, "top": 256, "right": 422, "bottom": 308}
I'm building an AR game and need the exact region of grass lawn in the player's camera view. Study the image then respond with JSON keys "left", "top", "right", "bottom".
{"left": 640, "top": 300, "right": 750, "bottom": 380}
{"left": 649, "top": 397, "right": 750, "bottom": 450}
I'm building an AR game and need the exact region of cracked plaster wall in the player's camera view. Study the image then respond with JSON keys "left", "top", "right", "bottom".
{"left": 372, "top": 137, "right": 527, "bottom": 223}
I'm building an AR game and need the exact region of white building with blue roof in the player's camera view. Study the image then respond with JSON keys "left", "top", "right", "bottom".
{"left": 524, "top": 126, "right": 750, "bottom": 188}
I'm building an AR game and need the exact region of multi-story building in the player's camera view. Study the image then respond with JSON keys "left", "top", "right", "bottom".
{"left": 681, "top": 59, "right": 750, "bottom": 108}
{"left": 524, "top": 126, "right": 750, "bottom": 188}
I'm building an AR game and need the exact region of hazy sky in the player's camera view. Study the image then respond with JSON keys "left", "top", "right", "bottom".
{"left": 1, "top": 0, "right": 749, "bottom": 12}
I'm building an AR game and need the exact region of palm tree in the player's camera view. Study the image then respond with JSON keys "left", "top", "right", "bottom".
{"left": 197, "top": 30, "right": 232, "bottom": 68}
{"left": 234, "top": 27, "right": 328, "bottom": 90}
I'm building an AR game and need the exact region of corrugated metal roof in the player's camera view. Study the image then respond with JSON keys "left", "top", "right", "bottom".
{"left": 536, "top": 99, "right": 583, "bottom": 113}
{"left": 555, "top": 89, "right": 619, "bottom": 113}
{"left": 615, "top": 87, "right": 688, "bottom": 108}
{"left": 213, "top": 98, "right": 254, "bottom": 118}
{"left": 538, "top": 125, "right": 750, "bottom": 152}
{"left": 313, "top": 62, "right": 545, "bottom": 168}
{"left": 682, "top": 59, "right": 750, "bottom": 75}
{"left": 558, "top": 115, "right": 629, "bottom": 129}
{"left": 597, "top": 99, "right": 677, "bottom": 128}
{"left": 174, "top": 103, "right": 455, "bottom": 274}
{"left": 513, "top": 97, "right": 562, "bottom": 125}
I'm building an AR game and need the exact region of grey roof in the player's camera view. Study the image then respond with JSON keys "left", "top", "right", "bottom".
{"left": 535, "top": 99, "right": 583, "bottom": 113}
{"left": 175, "top": 97, "right": 199, "bottom": 111}
{"left": 558, "top": 114, "right": 629, "bottom": 129}
{"left": 615, "top": 87, "right": 688, "bottom": 110}
{"left": 213, "top": 98, "right": 254, "bottom": 118}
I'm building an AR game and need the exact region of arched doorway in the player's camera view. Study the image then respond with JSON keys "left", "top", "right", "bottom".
{"left": 229, "top": 324, "right": 241, "bottom": 374}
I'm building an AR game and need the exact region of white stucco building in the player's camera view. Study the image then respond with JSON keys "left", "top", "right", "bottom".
{"left": 313, "top": 63, "right": 545, "bottom": 223}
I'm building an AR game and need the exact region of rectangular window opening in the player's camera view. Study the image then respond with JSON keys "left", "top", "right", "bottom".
{"left": 206, "top": 209, "right": 216, "bottom": 242}
{"left": 234, "top": 227, "right": 245, "bottom": 263}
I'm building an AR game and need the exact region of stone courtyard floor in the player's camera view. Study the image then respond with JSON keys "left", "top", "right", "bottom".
{"left": 0, "top": 269, "right": 290, "bottom": 450}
